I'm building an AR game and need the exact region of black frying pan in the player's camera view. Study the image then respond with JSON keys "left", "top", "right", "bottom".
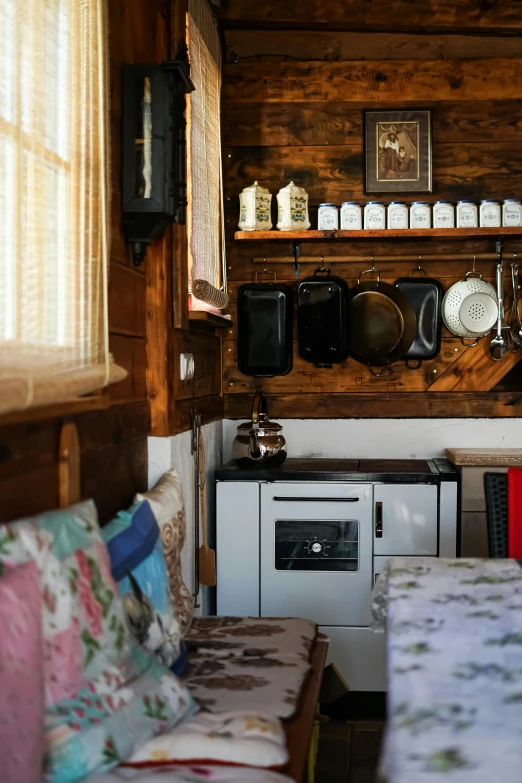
{"left": 349, "top": 267, "right": 417, "bottom": 368}
{"left": 395, "top": 268, "right": 443, "bottom": 368}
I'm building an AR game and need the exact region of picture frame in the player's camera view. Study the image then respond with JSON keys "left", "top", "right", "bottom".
{"left": 364, "top": 109, "right": 432, "bottom": 195}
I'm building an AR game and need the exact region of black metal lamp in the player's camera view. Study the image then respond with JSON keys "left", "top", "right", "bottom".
{"left": 122, "top": 60, "right": 195, "bottom": 267}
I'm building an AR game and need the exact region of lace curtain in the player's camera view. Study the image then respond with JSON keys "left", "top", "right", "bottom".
{"left": 0, "top": 0, "right": 125, "bottom": 415}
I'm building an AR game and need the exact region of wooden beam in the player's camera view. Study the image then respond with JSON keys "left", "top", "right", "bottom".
{"left": 224, "top": 29, "right": 522, "bottom": 62}
{"left": 224, "top": 392, "right": 522, "bottom": 419}
{"left": 223, "top": 59, "right": 522, "bottom": 103}
{"left": 218, "top": 1, "right": 522, "bottom": 35}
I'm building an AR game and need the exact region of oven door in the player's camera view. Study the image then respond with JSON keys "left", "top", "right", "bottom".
{"left": 260, "top": 482, "right": 373, "bottom": 626}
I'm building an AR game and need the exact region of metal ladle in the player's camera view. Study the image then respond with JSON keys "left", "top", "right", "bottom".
{"left": 510, "top": 259, "right": 522, "bottom": 348}
{"left": 490, "top": 263, "right": 507, "bottom": 361}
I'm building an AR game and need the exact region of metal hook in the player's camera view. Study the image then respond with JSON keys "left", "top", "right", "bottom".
{"left": 472, "top": 255, "right": 476, "bottom": 273}
{"left": 417, "top": 255, "right": 422, "bottom": 270}
{"left": 263, "top": 257, "right": 267, "bottom": 273}
{"left": 320, "top": 255, "right": 325, "bottom": 271}
{"left": 370, "top": 254, "right": 375, "bottom": 271}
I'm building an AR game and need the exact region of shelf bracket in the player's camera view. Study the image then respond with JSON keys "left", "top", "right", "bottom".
{"left": 293, "top": 240, "right": 301, "bottom": 279}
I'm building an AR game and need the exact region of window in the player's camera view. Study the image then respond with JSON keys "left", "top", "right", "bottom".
{"left": 187, "top": 0, "right": 228, "bottom": 311}
{"left": 0, "top": 0, "right": 124, "bottom": 415}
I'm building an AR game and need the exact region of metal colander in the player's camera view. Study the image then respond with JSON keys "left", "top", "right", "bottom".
{"left": 442, "top": 272, "right": 498, "bottom": 339}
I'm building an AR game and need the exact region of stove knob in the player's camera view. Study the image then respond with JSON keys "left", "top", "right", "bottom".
{"left": 311, "top": 542, "right": 323, "bottom": 554}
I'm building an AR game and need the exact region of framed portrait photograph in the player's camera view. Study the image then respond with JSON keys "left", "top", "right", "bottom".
{"left": 364, "top": 109, "right": 432, "bottom": 194}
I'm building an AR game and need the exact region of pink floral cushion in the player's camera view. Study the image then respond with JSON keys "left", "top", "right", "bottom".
{"left": 0, "top": 560, "right": 44, "bottom": 783}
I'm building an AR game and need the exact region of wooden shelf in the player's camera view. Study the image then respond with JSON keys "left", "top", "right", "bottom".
{"left": 235, "top": 227, "right": 522, "bottom": 241}
{"left": 188, "top": 311, "right": 233, "bottom": 329}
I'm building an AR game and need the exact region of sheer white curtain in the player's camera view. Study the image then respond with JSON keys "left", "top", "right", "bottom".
{"left": 187, "top": 0, "right": 228, "bottom": 311}
{"left": 0, "top": 0, "right": 125, "bottom": 415}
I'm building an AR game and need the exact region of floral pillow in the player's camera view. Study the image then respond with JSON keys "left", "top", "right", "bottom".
{"left": 123, "top": 711, "right": 288, "bottom": 769}
{"left": 135, "top": 469, "right": 193, "bottom": 633}
{"left": 0, "top": 502, "right": 197, "bottom": 783}
{"left": 0, "top": 560, "right": 44, "bottom": 783}
{"left": 102, "top": 500, "right": 182, "bottom": 669}
{"left": 91, "top": 764, "right": 296, "bottom": 782}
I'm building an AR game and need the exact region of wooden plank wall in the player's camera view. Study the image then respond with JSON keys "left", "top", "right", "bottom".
{"left": 0, "top": 0, "right": 168, "bottom": 524}
{"left": 219, "top": 0, "right": 522, "bottom": 418}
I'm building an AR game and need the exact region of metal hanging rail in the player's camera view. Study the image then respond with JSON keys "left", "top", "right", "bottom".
{"left": 252, "top": 252, "right": 501, "bottom": 265}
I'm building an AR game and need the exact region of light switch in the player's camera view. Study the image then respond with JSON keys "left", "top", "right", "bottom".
{"left": 180, "top": 352, "right": 195, "bottom": 381}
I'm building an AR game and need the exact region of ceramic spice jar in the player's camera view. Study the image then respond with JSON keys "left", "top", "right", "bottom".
{"left": 479, "top": 199, "right": 501, "bottom": 227}
{"left": 410, "top": 201, "right": 431, "bottom": 229}
{"left": 238, "top": 181, "right": 273, "bottom": 231}
{"left": 433, "top": 200, "right": 455, "bottom": 228}
{"left": 503, "top": 199, "right": 522, "bottom": 226}
{"left": 387, "top": 201, "right": 408, "bottom": 229}
{"left": 276, "top": 181, "right": 311, "bottom": 231}
{"left": 318, "top": 203, "right": 339, "bottom": 230}
{"left": 363, "top": 201, "right": 386, "bottom": 229}
{"left": 456, "top": 200, "right": 478, "bottom": 228}
{"left": 340, "top": 202, "right": 362, "bottom": 230}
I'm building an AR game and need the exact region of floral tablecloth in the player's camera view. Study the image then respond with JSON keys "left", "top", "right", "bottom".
{"left": 372, "top": 557, "right": 522, "bottom": 782}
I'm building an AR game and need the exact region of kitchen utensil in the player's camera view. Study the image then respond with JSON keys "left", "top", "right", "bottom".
{"left": 191, "top": 414, "right": 201, "bottom": 608}
{"left": 395, "top": 266, "right": 443, "bottom": 367}
{"left": 233, "top": 392, "right": 287, "bottom": 466}
{"left": 510, "top": 262, "right": 522, "bottom": 348}
{"left": 298, "top": 264, "right": 350, "bottom": 366}
{"left": 490, "top": 263, "right": 508, "bottom": 361}
{"left": 442, "top": 268, "right": 497, "bottom": 342}
{"left": 349, "top": 265, "right": 416, "bottom": 368}
{"left": 198, "top": 425, "right": 216, "bottom": 587}
{"left": 237, "top": 272, "right": 293, "bottom": 376}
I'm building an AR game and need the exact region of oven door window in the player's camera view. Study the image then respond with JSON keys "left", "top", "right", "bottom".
{"left": 274, "top": 520, "right": 359, "bottom": 572}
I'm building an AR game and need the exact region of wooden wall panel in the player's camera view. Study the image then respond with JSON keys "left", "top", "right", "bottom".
{"left": 218, "top": 1, "right": 522, "bottom": 34}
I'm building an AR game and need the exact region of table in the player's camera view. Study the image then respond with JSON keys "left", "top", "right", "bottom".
{"left": 372, "top": 557, "right": 522, "bottom": 782}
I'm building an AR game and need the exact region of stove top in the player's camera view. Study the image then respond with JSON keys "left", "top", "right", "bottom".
{"left": 216, "top": 457, "right": 457, "bottom": 483}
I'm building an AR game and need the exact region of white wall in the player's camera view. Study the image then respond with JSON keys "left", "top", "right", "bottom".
{"left": 148, "top": 420, "right": 223, "bottom": 615}
{"left": 223, "top": 418, "right": 522, "bottom": 462}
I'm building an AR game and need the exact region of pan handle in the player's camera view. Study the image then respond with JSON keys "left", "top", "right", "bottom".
{"left": 314, "top": 267, "right": 331, "bottom": 277}
{"left": 460, "top": 336, "right": 480, "bottom": 347}
{"left": 369, "top": 365, "right": 394, "bottom": 377}
{"left": 358, "top": 267, "right": 380, "bottom": 285}
{"left": 405, "top": 359, "right": 422, "bottom": 369}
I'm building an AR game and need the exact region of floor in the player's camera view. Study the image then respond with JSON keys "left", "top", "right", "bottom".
{"left": 315, "top": 720, "right": 385, "bottom": 783}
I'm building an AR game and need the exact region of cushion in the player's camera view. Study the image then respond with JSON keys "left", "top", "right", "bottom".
{"left": 102, "top": 501, "right": 182, "bottom": 669}
{"left": 90, "top": 764, "right": 296, "bottom": 782}
{"left": 135, "top": 470, "right": 193, "bottom": 633}
{"left": 184, "top": 617, "right": 317, "bottom": 719}
{"left": 0, "top": 502, "right": 197, "bottom": 783}
{"left": 123, "top": 711, "right": 288, "bottom": 769}
{"left": 0, "top": 560, "right": 44, "bottom": 783}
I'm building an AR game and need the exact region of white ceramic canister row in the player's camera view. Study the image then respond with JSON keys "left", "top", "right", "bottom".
{"left": 456, "top": 200, "right": 478, "bottom": 228}
{"left": 503, "top": 199, "right": 522, "bottom": 226}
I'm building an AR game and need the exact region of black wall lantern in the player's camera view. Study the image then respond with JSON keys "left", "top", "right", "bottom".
{"left": 122, "top": 60, "right": 195, "bottom": 267}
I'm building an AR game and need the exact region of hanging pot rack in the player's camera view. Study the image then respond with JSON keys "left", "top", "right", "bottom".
{"left": 252, "top": 252, "right": 501, "bottom": 265}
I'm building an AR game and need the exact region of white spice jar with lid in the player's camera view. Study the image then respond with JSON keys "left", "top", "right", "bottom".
{"left": 238, "top": 181, "right": 273, "bottom": 231}
{"left": 276, "top": 181, "right": 311, "bottom": 231}
{"left": 456, "top": 200, "right": 478, "bottom": 228}
{"left": 433, "top": 201, "right": 455, "bottom": 228}
{"left": 340, "top": 202, "right": 362, "bottom": 230}
{"left": 364, "top": 201, "right": 386, "bottom": 230}
{"left": 503, "top": 199, "right": 522, "bottom": 226}
{"left": 318, "top": 203, "right": 339, "bottom": 230}
{"left": 479, "top": 200, "right": 501, "bottom": 227}
{"left": 410, "top": 201, "right": 431, "bottom": 229}
{"left": 387, "top": 201, "right": 408, "bottom": 229}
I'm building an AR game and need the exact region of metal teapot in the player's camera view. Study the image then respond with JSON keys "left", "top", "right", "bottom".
{"left": 233, "top": 392, "right": 287, "bottom": 466}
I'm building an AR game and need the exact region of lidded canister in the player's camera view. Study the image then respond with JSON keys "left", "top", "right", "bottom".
{"left": 363, "top": 201, "right": 386, "bottom": 230}
{"left": 456, "top": 200, "right": 478, "bottom": 228}
{"left": 479, "top": 200, "right": 501, "bottom": 227}
{"left": 433, "top": 201, "right": 455, "bottom": 228}
{"left": 340, "top": 201, "right": 362, "bottom": 230}
{"left": 410, "top": 201, "right": 431, "bottom": 229}
{"left": 387, "top": 201, "right": 408, "bottom": 229}
{"left": 318, "top": 203, "right": 339, "bottom": 230}
{"left": 503, "top": 199, "right": 522, "bottom": 227}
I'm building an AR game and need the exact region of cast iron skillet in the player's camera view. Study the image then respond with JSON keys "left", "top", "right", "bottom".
{"left": 349, "top": 266, "right": 417, "bottom": 369}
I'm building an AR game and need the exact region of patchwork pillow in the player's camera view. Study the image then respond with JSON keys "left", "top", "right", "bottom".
{"left": 0, "top": 560, "right": 44, "bottom": 783}
{"left": 135, "top": 469, "right": 193, "bottom": 633}
{"left": 0, "top": 502, "right": 197, "bottom": 783}
{"left": 123, "top": 711, "right": 288, "bottom": 769}
{"left": 102, "top": 501, "right": 182, "bottom": 669}
{"left": 91, "top": 764, "right": 296, "bottom": 782}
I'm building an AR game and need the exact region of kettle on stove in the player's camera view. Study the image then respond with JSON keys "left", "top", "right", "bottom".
{"left": 232, "top": 392, "right": 287, "bottom": 466}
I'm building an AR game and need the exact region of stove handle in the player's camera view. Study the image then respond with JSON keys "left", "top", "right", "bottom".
{"left": 375, "top": 501, "right": 383, "bottom": 538}
{"left": 272, "top": 497, "right": 360, "bottom": 502}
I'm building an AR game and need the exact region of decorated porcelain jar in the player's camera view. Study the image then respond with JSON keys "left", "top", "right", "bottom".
{"left": 340, "top": 202, "right": 362, "bottom": 230}
{"left": 276, "top": 181, "right": 311, "bottom": 231}
{"left": 318, "top": 203, "right": 338, "bottom": 230}
{"left": 410, "top": 201, "right": 431, "bottom": 229}
{"left": 480, "top": 200, "right": 501, "bottom": 227}
{"left": 456, "top": 200, "right": 478, "bottom": 228}
{"left": 238, "top": 181, "right": 273, "bottom": 231}
{"left": 364, "top": 201, "right": 385, "bottom": 230}
{"left": 503, "top": 199, "right": 522, "bottom": 227}
{"left": 387, "top": 201, "right": 408, "bottom": 229}
{"left": 433, "top": 200, "right": 455, "bottom": 228}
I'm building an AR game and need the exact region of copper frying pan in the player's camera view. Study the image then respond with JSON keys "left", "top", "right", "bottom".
{"left": 350, "top": 266, "right": 417, "bottom": 367}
